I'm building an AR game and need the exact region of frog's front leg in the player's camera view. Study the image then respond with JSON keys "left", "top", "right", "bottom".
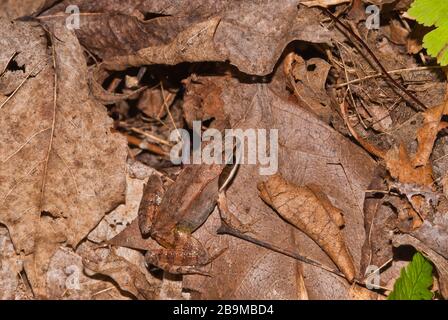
{"left": 145, "top": 229, "right": 220, "bottom": 276}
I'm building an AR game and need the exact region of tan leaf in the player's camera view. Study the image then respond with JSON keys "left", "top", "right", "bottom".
{"left": 183, "top": 76, "right": 375, "bottom": 299}
{"left": 413, "top": 102, "right": 448, "bottom": 167}
{"left": 0, "top": 226, "right": 27, "bottom": 299}
{"left": 83, "top": 247, "right": 160, "bottom": 300}
{"left": 46, "top": 246, "right": 130, "bottom": 300}
{"left": 0, "top": 20, "right": 127, "bottom": 297}
{"left": 258, "top": 174, "right": 356, "bottom": 282}
{"left": 42, "top": 0, "right": 338, "bottom": 76}
{"left": 385, "top": 144, "right": 433, "bottom": 186}
{"left": 0, "top": 0, "right": 59, "bottom": 19}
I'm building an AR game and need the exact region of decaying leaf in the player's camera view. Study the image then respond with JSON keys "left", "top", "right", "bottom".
{"left": 42, "top": 0, "right": 338, "bottom": 75}
{"left": 258, "top": 174, "right": 355, "bottom": 282}
{"left": 0, "top": 0, "right": 59, "bottom": 19}
{"left": 183, "top": 76, "right": 375, "bottom": 299}
{"left": 285, "top": 54, "right": 333, "bottom": 123}
{"left": 414, "top": 102, "right": 448, "bottom": 167}
{"left": 83, "top": 247, "right": 160, "bottom": 300}
{"left": 0, "top": 19, "right": 127, "bottom": 297}
{"left": 0, "top": 226, "right": 26, "bottom": 299}
{"left": 46, "top": 246, "right": 130, "bottom": 300}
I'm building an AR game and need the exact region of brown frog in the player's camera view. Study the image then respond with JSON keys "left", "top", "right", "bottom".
{"left": 138, "top": 156, "right": 235, "bottom": 275}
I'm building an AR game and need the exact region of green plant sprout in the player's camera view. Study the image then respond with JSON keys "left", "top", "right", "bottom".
{"left": 408, "top": 0, "right": 448, "bottom": 66}
{"left": 388, "top": 252, "right": 433, "bottom": 300}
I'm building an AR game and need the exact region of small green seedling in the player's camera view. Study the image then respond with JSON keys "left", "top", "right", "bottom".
{"left": 388, "top": 252, "right": 433, "bottom": 300}
{"left": 408, "top": 0, "right": 448, "bottom": 66}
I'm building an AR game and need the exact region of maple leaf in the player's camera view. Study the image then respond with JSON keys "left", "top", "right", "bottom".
{"left": 408, "top": 0, "right": 448, "bottom": 66}
{"left": 388, "top": 252, "right": 433, "bottom": 300}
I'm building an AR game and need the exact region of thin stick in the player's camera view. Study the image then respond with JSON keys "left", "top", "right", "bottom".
{"left": 160, "top": 82, "right": 182, "bottom": 141}
{"left": 334, "top": 65, "right": 443, "bottom": 88}
{"left": 128, "top": 127, "right": 173, "bottom": 147}
{"left": 38, "top": 40, "right": 58, "bottom": 213}
{"left": 217, "top": 222, "right": 346, "bottom": 279}
{"left": 126, "top": 134, "right": 170, "bottom": 157}
{"left": 322, "top": 8, "right": 427, "bottom": 111}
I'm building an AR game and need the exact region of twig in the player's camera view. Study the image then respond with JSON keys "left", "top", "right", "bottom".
{"left": 38, "top": 38, "right": 58, "bottom": 213}
{"left": 126, "top": 135, "right": 170, "bottom": 157}
{"left": 321, "top": 8, "right": 428, "bottom": 111}
{"left": 334, "top": 66, "right": 444, "bottom": 88}
{"left": 128, "top": 127, "right": 173, "bottom": 147}
{"left": 217, "top": 222, "right": 346, "bottom": 279}
{"left": 160, "top": 82, "right": 182, "bottom": 142}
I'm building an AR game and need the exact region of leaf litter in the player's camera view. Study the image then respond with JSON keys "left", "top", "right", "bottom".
{"left": 0, "top": 0, "right": 447, "bottom": 300}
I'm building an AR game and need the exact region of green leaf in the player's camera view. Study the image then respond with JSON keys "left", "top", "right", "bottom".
{"left": 388, "top": 252, "right": 433, "bottom": 300}
{"left": 408, "top": 0, "right": 448, "bottom": 66}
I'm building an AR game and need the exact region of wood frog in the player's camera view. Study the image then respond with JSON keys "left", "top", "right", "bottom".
{"left": 137, "top": 118, "right": 242, "bottom": 275}
{"left": 138, "top": 162, "right": 228, "bottom": 275}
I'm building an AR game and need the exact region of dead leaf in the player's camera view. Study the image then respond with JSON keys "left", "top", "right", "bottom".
{"left": 83, "top": 246, "right": 160, "bottom": 300}
{"left": 258, "top": 174, "right": 356, "bottom": 282}
{"left": 0, "top": 19, "right": 127, "bottom": 297}
{"left": 0, "top": 0, "right": 59, "bottom": 19}
{"left": 385, "top": 144, "right": 433, "bottom": 186}
{"left": 42, "top": 0, "right": 338, "bottom": 75}
{"left": 183, "top": 75, "right": 376, "bottom": 299}
{"left": 46, "top": 246, "right": 131, "bottom": 300}
{"left": 0, "top": 226, "right": 26, "bottom": 299}
{"left": 286, "top": 54, "right": 333, "bottom": 123}
{"left": 413, "top": 102, "right": 448, "bottom": 167}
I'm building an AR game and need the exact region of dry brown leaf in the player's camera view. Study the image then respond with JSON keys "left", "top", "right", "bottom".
{"left": 137, "top": 87, "right": 176, "bottom": 119}
{"left": 182, "top": 75, "right": 227, "bottom": 127}
{"left": 413, "top": 102, "right": 448, "bottom": 167}
{"left": 88, "top": 161, "right": 155, "bottom": 244}
{"left": 0, "top": 19, "right": 127, "bottom": 297}
{"left": 0, "top": 0, "right": 59, "bottom": 19}
{"left": 385, "top": 144, "right": 433, "bottom": 186}
{"left": 0, "top": 226, "right": 26, "bottom": 299}
{"left": 182, "top": 76, "right": 376, "bottom": 299}
{"left": 287, "top": 54, "right": 333, "bottom": 123}
{"left": 46, "top": 246, "right": 130, "bottom": 300}
{"left": 42, "top": 0, "right": 338, "bottom": 75}
{"left": 258, "top": 174, "right": 356, "bottom": 282}
{"left": 83, "top": 247, "right": 160, "bottom": 300}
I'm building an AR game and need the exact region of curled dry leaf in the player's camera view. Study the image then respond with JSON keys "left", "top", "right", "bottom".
{"left": 286, "top": 54, "right": 333, "bottom": 123}
{"left": 0, "top": 19, "right": 127, "bottom": 297}
{"left": 257, "top": 174, "right": 356, "bottom": 282}
{"left": 46, "top": 246, "right": 131, "bottom": 300}
{"left": 42, "top": 0, "right": 338, "bottom": 75}
{"left": 83, "top": 247, "right": 160, "bottom": 300}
